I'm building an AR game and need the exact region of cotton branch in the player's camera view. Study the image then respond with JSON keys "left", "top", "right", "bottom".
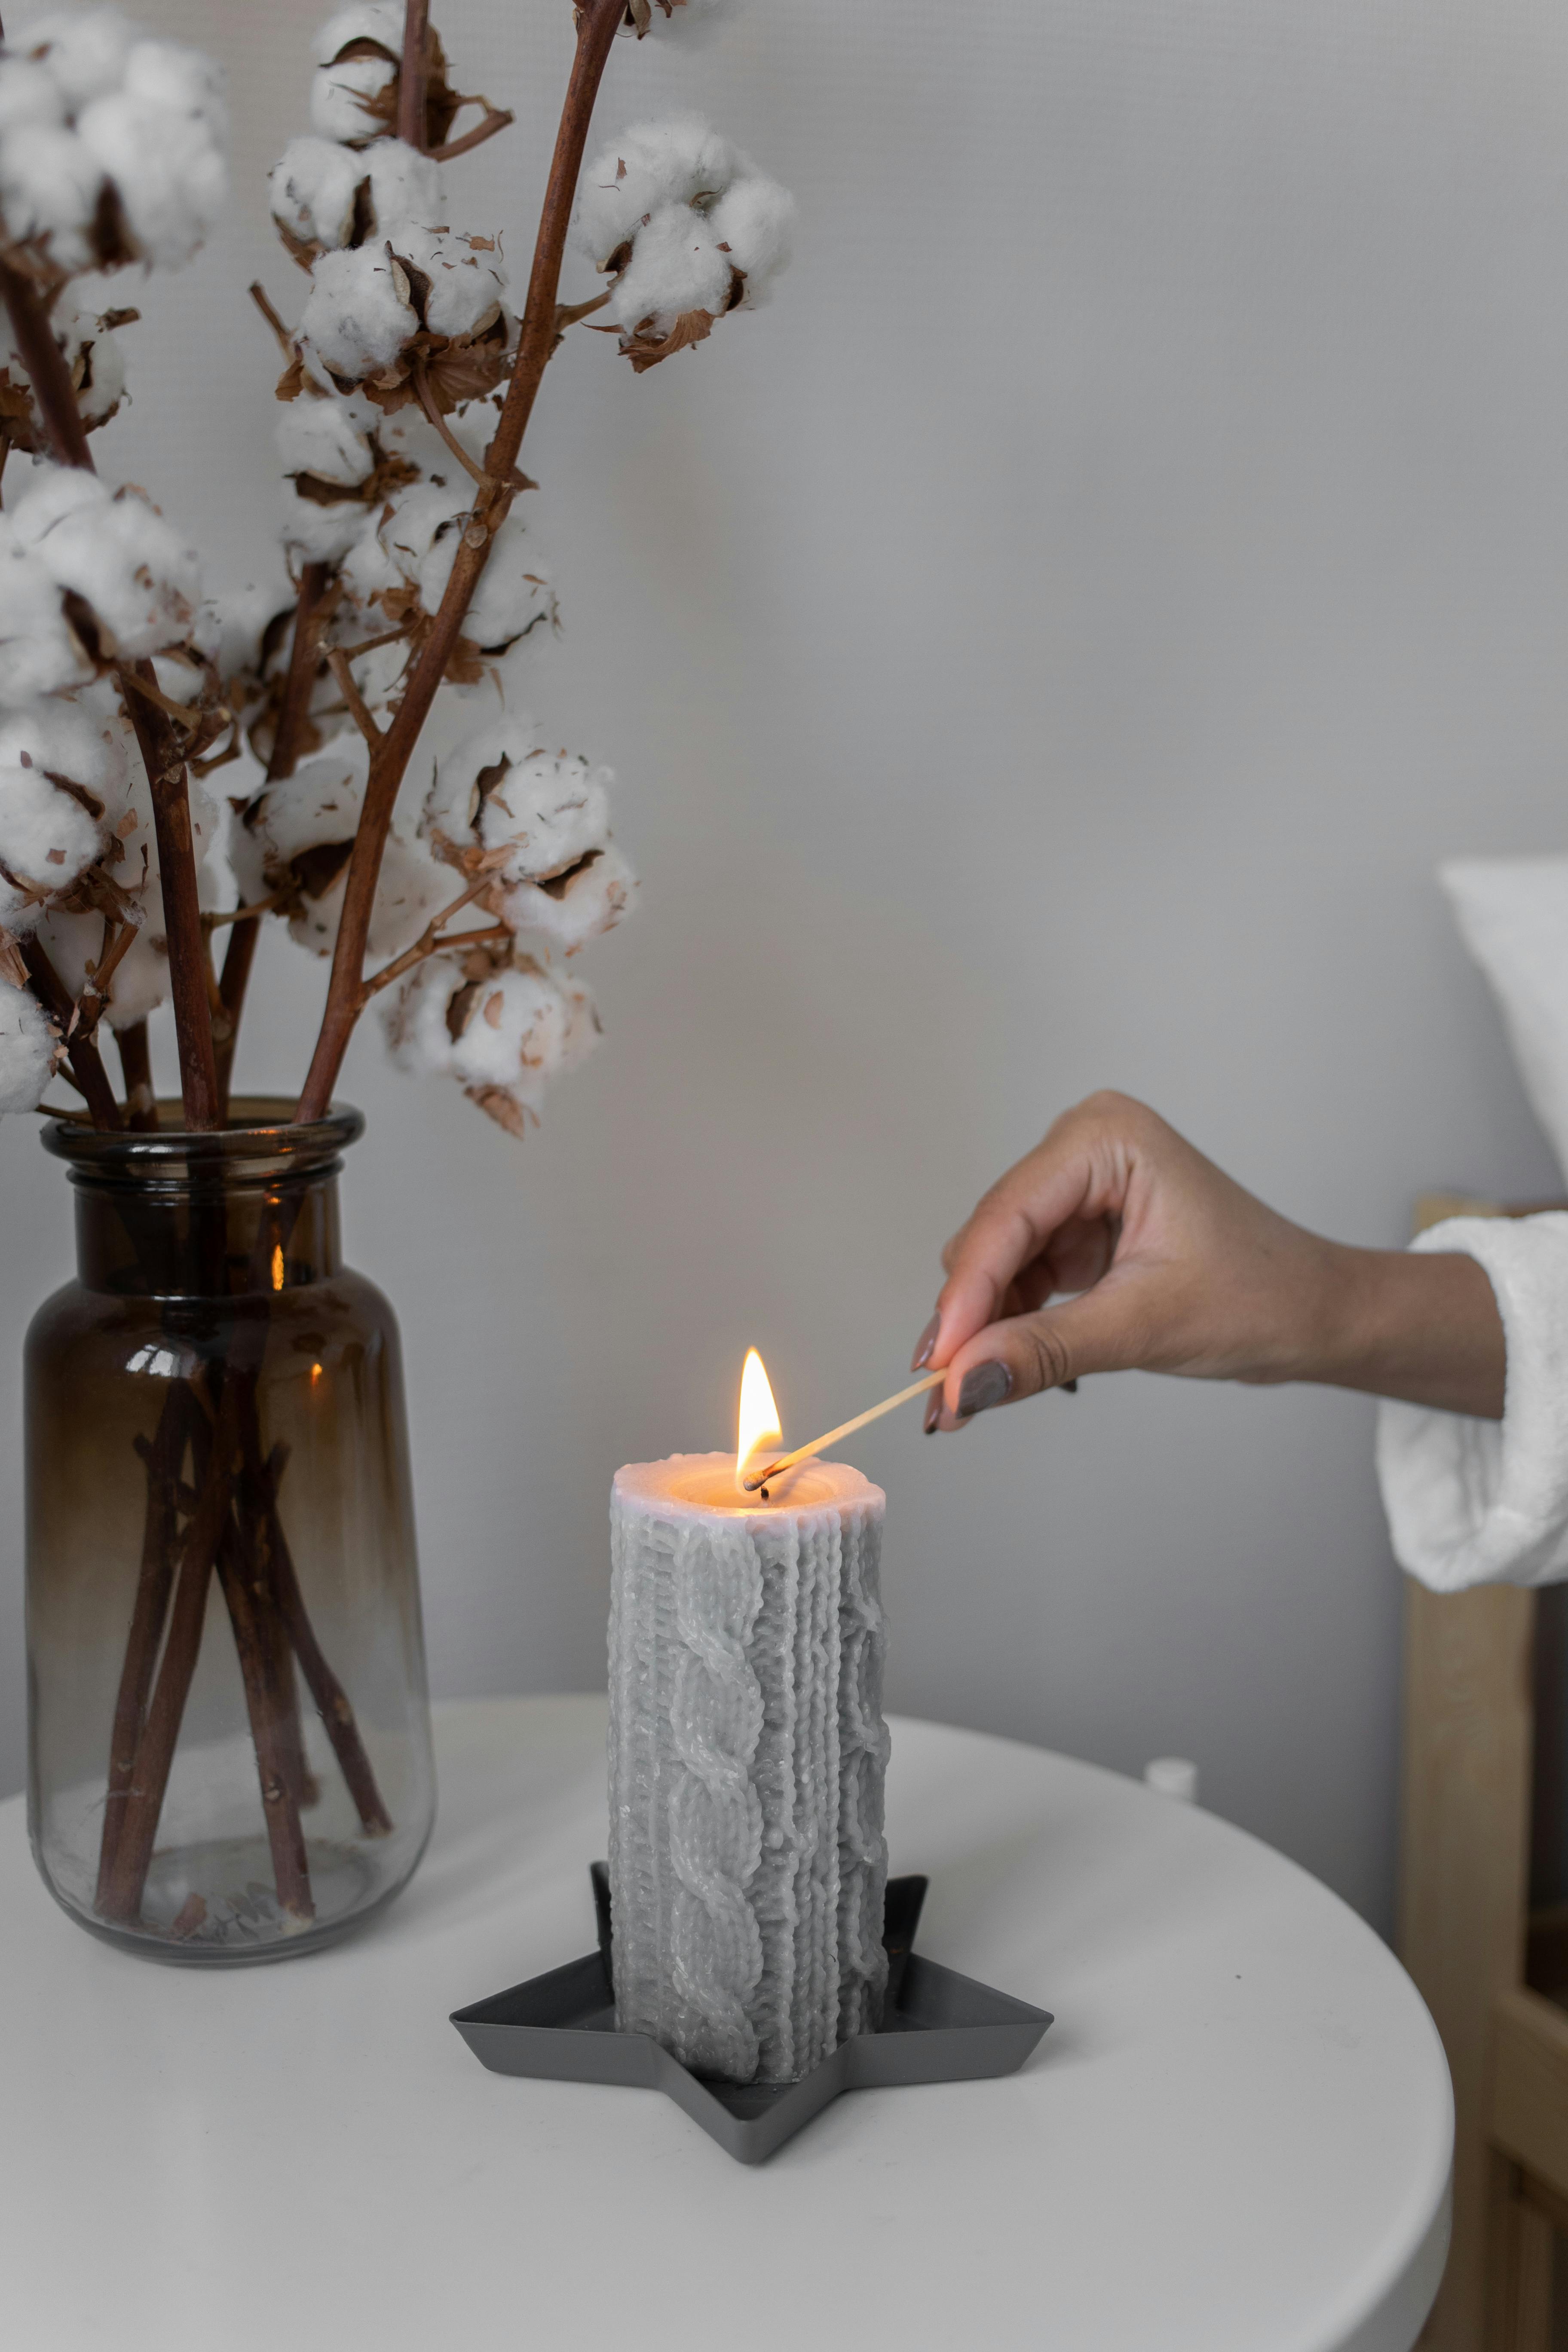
{"left": 0, "top": 263, "right": 220, "bottom": 1130}
{"left": 20, "top": 935, "right": 122, "bottom": 1127}
{"left": 292, "top": 0, "right": 627, "bottom": 1124}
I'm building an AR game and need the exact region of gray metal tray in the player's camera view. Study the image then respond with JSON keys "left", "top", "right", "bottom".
{"left": 450, "top": 1868, "right": 1053, "bottom": 2164}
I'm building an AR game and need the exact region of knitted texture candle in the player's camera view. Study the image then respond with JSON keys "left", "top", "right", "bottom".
{"left": 608, "top": 1456, "right": 890, "bottom": 2084}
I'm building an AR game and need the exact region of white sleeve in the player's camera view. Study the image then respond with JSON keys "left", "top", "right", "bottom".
{"left": 1376, "top": 1211, "right": 1568, "bottom": 1591}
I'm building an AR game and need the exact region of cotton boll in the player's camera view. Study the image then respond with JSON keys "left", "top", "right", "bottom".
{"left": 499, "top": 839, "right": 637, "bottom": 952}
{"left": 446, "top": 962, "right": 570, "bottom": 1092}
{"left": 16, "top": 471, "right": 200, "bottom": 660}
{"left": 0, "top": 980, "right": 55, "bottom": 1114}
{"left": 338, "top": 519, "right": 405, "bottom": 611}
{"left": 378, "top": 478, "right": 462, "bottom": 579}
{"left": 276, "top": 393, "right": 375, "bottom": 488}
{"left": 0, "top": 57, "right": 65, "bottom": 134}
{"left": 37, "top": 897, "right": 166, "bottom": 1029}
{"left": 574, "top": 116, "right": 740, "bottom": 270}
{"left": 22, "top": 8, "right": 136, "bottom": 108}
{"left": 0, "top": 523, "right": 88, "bottom": 700}
{"left": 0, "top": 761, "right": 100, "bottom": 894}
{"left": 280, "top": 483, "right": 375, "bottom": 568}
{"left": 383, "top": 219, "right": 505, "bottom": 340}
{"left": 312, "top": 3, "right": 404, "bottom": 65}
{"left": 0, "top": 122, "right": 101, "bottom": 272}
{"left": 384, "top": 949, "right": 457, "bottom": 1075}
{"left": 367, "top": 141, "right": 442, "bottom": 236}
{"left": 603, "top": 201, "right": 733, "bottom": 334}
{"left": 416, "top": 513, "right": 552, "bottom": 651}
{"left": 424, "top": 727, "right": 610, "bottom": 883}
{"left": 312, "top": 54, "right": 396, "bottom": 147}
{"left": 193, "top": 581, "right": 291, "bottom": 694}
{"left": 253, "top": 736, "right": 365, "bottom": 871}
{"left": 77, "top": 40, "right": 228, "bottom": 269}
{"left": 298, "top": 241, "right": 417, "bottom": 387}
{"left": 288, "top": 824, "right": 444, "bottom": 959}
{"left": 0, "top": 696, "right": 129, "bottom": 825}
{"left": 706, "top": 173, "right": 793, "bottom": 304}
{"left": 269, "top": 134, "right": 361, "bottom": 257}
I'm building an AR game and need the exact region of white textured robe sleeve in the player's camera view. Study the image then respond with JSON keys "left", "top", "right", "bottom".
{"left": 1376, "top": 1212, "right": 1568, "bottom": 1591}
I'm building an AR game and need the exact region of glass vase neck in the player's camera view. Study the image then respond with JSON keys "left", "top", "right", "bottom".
{"left": 43, "top": 1100, "right": 364, "bottom": 1300}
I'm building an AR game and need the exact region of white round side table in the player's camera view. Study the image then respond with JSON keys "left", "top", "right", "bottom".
{"left": 0, "top": 1695, "right": 1450, "bottom": 2352}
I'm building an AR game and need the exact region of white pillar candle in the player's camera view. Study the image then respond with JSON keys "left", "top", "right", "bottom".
{"left": 608, "top": 1453, "right": 890, "bottom": 2084}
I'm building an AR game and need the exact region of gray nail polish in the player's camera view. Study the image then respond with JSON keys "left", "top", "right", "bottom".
{"left": 911, "top": 1315, "right": 940, "bottom": 1372}
{"left": 923, "top": 1390, "right": 942, "bottom": 1433}
{"left": 957, "top": 1362, "right": 1012, "bottom": 1418}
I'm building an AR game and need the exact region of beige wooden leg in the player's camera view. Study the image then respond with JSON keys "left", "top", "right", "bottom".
{"left": 1399, "top": 1580, "right": 1536, "bottom": 2351}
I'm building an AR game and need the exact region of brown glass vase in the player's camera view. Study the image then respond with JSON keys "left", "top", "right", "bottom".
{"left": 24, "top": 1101, "right": 435, "bottom": 1963}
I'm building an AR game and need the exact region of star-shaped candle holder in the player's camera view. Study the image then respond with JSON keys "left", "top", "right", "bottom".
{"left": 450, "top": 1867, "right": 1053, "bottom": 2164}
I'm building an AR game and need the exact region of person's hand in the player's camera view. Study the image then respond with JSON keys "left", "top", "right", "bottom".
{"left": 913, "top": 1091, "right": 1506, "bottom": 1427}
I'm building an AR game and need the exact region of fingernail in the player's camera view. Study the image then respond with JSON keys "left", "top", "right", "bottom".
{"left": 911, "top": 1315, "right": 941, "bottom": 1372}
{"left": 923, "top": 1390, "right": 942, "bottom": 1434}
{"left": 957, "top": 1362, "right": 1013, "bottom": 1418}
{"left": 1061, "top": 1379, "right": 1078, "bottom": 1394}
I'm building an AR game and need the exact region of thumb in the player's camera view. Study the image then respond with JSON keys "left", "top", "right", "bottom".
{"left": 934, "top": 1274, "right": 1159, "bottom": 1427}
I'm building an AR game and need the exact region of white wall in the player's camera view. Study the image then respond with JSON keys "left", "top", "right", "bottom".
{"left": 3, "top": 0, "right": 1566, "bottom": 1934}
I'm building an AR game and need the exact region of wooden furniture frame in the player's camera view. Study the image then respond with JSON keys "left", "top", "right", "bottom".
{"left": 1400, "top": 1194, "right": 1568, "bottom": 2351}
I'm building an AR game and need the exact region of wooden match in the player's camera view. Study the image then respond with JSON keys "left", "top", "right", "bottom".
{"left": 742, "top": 1368, "right": 946, "bottom": 1493}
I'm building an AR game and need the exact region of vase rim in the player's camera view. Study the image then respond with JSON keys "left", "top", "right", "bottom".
{"left": 40, "top": 1098, "right": 364, "bottom": 1178}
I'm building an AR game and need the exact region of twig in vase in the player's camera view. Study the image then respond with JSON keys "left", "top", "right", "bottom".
{"left": 291, "top": 0, "right": 628, "bottom": 1125}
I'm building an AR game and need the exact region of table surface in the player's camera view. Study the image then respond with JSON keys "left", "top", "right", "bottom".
{"left": 0, "top": 1695, "right": 1451, "bottom": 2352}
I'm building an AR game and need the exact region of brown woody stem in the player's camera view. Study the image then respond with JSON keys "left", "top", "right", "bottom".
{"left": 292, "top": 0, "right": 625, "bottom": 1124}
{"left": 114, "top": 1020, "right": 156, "bottom": 1129}
{"left": 215, "top": 563, "right": 331, "bottom": 1119}
{"left": 398, "top": 0, "right": 430, "bottom": 149}
{"left": 94, "top": 1384, "right": 193, "bottom": 1908}
{"left": 429, "top": 103, "right": 514, "bottom": 165}
{"left": 216, "top": 1512, "right": 315, "bottom": 1924}
{"left": 325, "top": 646, "right": 383, "bottom": 747}
{"left": 20, "top": 935, "right": 122, "bottom": 1127}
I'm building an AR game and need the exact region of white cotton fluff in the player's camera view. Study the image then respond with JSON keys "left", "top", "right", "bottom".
{"left": 419, "top": 513, "right": 551, "bottom": 651}
{"left": 269, "top": 133, "right": 361, "bottom": 254}
{"left": 706, "top": 173, "right": 793, "bottom": 304}
{"left": 35, "top": 762, "right": 220, "bottom": 1029}
{"left": 382, "top": 219, "right": 506, "bottom": 340}
{"left": 423, "top": 722, "right": 608, "bottom": 881}
{"left": 276, "top": 393, "right": 375, "bottom": 488}
{"left": 0, "top": 693, "right": 129, "bottom": 910}
{"left": 270, "top": 135, "right": 443, "bottom": 259}
{"left": 0, "top": 980, "right": 55, "bottom": 1113}
{"left": 384, "top": 952, "right": 600, "bottom": 1129}
{"left": 310, "top": 6, "right": 402, "bottom": 147}
{"left": 77, "top": 37, "right": 227, "bottom": 267}
{"left": 574, "top": 117, "right": 741, "bottom": 271}
{"left": 193, "top": 581, "right": 291, "bottom": 691}
{"left": 244, "top": 734, "right": 442, "bottom": 959}
{"left": 22, "top": 8, "right": 136, "bottom": 108}
{"left": 0, "top": 518, "right": 89, "bottom": 699}
{"left": 603, "top": 203, "right": 733, "bottom": 334}
{"left": 499, "top": 839, "right": 637, "bottom": 952}
{"left": 367, "top": 141, "right": 442, "bottom": 236}
{"left": 11, "top": 466, "right": 199, "bottom": 659}
{"left": 338, "top": 517, "right": 405, "bottom": 610}
{"left": 279, "top": 483, "right": 375, "bottom": 567}
{"left": 291, "top": 826, "right": 444, "bottom": 959}
{"left": 0, "top": 695, "right": 129, "bottom": 818}
{"left": 0, "top": 118, "right": 101, "bottom": 272}
{"left": 0, "top": 759, "right": 99, "bottom": 891}
{"left": 0, "top": 56, "right": 63, "bottom": 134}
{"left": 297, "top": 240, "right": 416, "bottom": 386}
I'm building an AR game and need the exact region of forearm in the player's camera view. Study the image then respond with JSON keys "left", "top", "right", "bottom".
{"left": 1297, "top": 1243, "right": 1505, "bottom": 1419}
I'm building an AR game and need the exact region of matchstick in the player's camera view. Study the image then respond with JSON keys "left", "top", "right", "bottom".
{"left": 742, "top": 1369, "right": 946, "bottom": 1492}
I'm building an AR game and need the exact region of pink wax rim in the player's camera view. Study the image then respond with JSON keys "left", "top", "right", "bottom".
{"left": 614, "top": 1452, "right": 885, "bottom": 1517}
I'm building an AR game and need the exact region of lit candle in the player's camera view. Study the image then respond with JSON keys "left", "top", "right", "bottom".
{"left": 608, "top": 1353, "right": 890, "bottom": 2084}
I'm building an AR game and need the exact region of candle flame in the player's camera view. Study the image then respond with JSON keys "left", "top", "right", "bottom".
{"left": 736, "top": 1348, "right": 782, "bottom": 1494}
